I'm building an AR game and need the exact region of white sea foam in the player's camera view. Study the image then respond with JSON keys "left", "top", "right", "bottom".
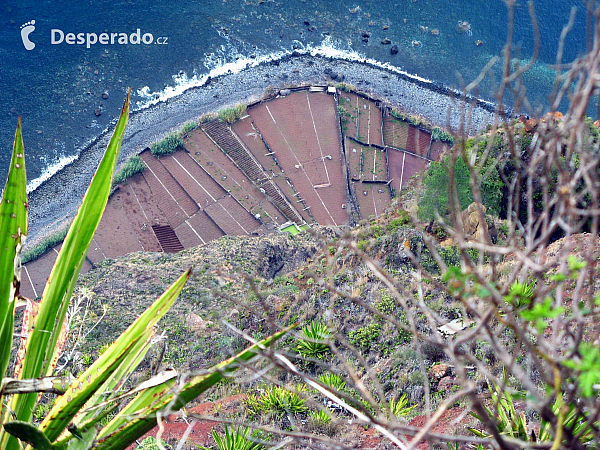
{"left": 30, "top": 37, "right": 494, "bottom": 195}
{"left": 135, "top": 36, "right": 496, "bottom": 111}
{"left": 27, "top": 153, "right": 79, "bottom": 193}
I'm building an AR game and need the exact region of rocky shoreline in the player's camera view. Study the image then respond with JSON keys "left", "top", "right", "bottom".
{"left": 26, "top": 53, "right": 498, "bottom": 248}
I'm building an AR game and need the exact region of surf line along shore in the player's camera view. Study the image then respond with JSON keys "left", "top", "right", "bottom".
{"left": 24, "top": 53, "right": 497, "bottom": 248}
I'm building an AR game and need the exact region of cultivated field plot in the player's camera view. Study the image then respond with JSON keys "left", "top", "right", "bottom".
{"left": 353, "top": 182, "right": 390, "bottom": 219}
{"left": 383, "top": 115, "right": 432, "bottom": 158}
{"left": 406, "top": 126, "right": 432, "bottom": 158}
{"left": 232, "top": 116, "right": 280, "bottom": 177}
{"left": 21, "top": 248, "right": 58, "bottom": 299}
{"left": 140, "top": 151, "right": 199, "bottom": 229}
{"left": 233, "top": 116, "right": 309, "bottom": 225}
{"left": 383, "top": 115, "right": 409, "bottom": 149}
{"left": 115, "top": 179, "right": 163, "bottom": 253}
{"left": 161, "top": 151, "right": 226, "bottom": 209}
{"left": 345, "top": 137, "right": 363, "bottom": 180}
{"left": 185, "top": 129, "right": 283, "bottom": 228}
{"left": 387, "top": 148, "right": 429, "bottom": 194}
{"left": 362, "top": 147, "right": 388, "bottom": 182}
{"left": 429, "top": 140, "right": 450, "bottom": 160}
{"left": 93, "top": 195, "right": 144, "bottom": 258}
{"left": 338, "top": 92, "right": 383, "bottom": 146}
{"left": 249, "top": 91, "right": 348, "bottom": 226}
{"left": 186, "top": 210, "right": 225, "bottom": 242}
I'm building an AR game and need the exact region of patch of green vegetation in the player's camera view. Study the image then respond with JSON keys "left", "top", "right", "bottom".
{"left": 418, "top": 152, "right": 503, "bottom": 222}
{"left": 138, "top": 437, "right": 170, "bottom": 450}
{"left": 218, "top": 103, "right": 247, "bottom": 124}
{"left": 375, "top": 290, "right": 396, "bottom": 315}
{"left": 150, "top": 133, "right": 184, "bottom": 156}
{"left": 334, "top": 82, "right": 354, "bottom": 93}
{"left": 21, "top": 227, "right": 69, "bottom": 265}
{"left": 296, "top": 320, "right": 332, "bottom": 359}
{"left": 318, "top": 372, "right": 346, "bottom": 392}
{"left": 245, "top": 385, "right": 307, "bottom": 418}
{"left": 180, "top": 120, "right": 199, "bottom": 135}
{"left": 112, "top": 155, "right": 146, "bottom": 186}
{"left": 387, "top": 210, "right": 410, "bottom": 232}
{"left": 201, "top": 425, "right": 264, "bottom": 450}
{"left": 349, "top": 323, "right": 381, "bottom": 352}
{"left": 370, "top": 224, "right": 384, "bottom": 238}
{"left": 390, "top": 109, "right": 408, "bottom": 121}
{"left": 432, "top": 127, "right": 455, "bottom": 144}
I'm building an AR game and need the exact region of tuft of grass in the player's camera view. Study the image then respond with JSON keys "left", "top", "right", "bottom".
{"left": 150, "top": 133, "right": 184, "bottom": 156}
{"left": 218, "top": 104, "right": 247, "bottom": 124}
{"left": 296, "top": 320, "right": 332, "bottom": 359}
{"left": 318, "top": 373, "right": 346, "bottom": 392}
{"left": 389, "top": 393, "right": 417, "bottom": 417}
{"left": 310, "top": 409, "right": 332, "bottom": 426}
{"left": 21, "top": 227, "right": 69, "bottom": 265}
{"left": 112, "top": 155, "right": 146, "bottom": 186}
{"left": 200, "top": 425, "right": 264, "bottom": 450}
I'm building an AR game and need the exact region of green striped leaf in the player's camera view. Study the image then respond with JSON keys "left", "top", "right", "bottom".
{"left": 94, "top": 327, "right": 292, "bottom": 450}
{"left": 3, "top": 421, "right": 52, "bottom": 450}
{"left": 7, "top": 91, "right": 131, "bottom": 437}
{"left": 0, "top": 118, "right": 27, "bottom": 382}
{"left": 39, "top": 268, "right": 191, "bottom": 443}
{"left": 73, "top": 327, "right": 156, "bottom": 428}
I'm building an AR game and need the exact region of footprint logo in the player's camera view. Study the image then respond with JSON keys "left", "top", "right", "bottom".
{"left": 20, "top": 20, "right": 36, "bottom": 50}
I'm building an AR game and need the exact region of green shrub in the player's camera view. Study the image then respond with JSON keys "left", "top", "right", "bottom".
{"left": 150, "top": 133, "right": 184, "bottom": 156}
{"left": 218, "top": 104, "right": 247, "bottom": 124}
{"left": 432, "top": 127, "right": 455, "bottom": 144}
{"left": 387, "top": 210, "right": 410, "bottom": 232}
{"left": 180, "top": 120, "right": 198, "bottom": 135}
{"left": 357, "top": 239, "right": 368, "bottom": 251}
{"left": 349, "top": 323, "right": 381, "bottom": 352}
{"left": 371, "top": 224, "right": 384, "bottom": 238}
{"left": 418, "top": 151, "right": 503, "bottom": 222}
{"left": 375, "top": 290, "right": 396, "bottom": 315}
{"left": 112, "top": 155, "right": 146, "bottom": 186}
{"left": 297, "top": 320, "right": 332, "bottom": 359}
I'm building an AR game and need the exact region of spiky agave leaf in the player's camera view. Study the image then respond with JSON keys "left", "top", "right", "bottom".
{"left": 5, "top": 91, "right": 131, "bottom": 444}
{"left": 92, "top": 327, "right": 293, "bottom": 450}
{"left": 0, "top": 118, "right": 27, "bottom": 383}
{"left": 36, "top": 268, "right": 191, "bottom": 443}
{"left": 0, "top": 118, "right": 27, "bottom": 428}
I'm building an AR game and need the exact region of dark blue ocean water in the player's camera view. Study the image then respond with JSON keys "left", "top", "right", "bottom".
{"left": 0, "top": 0, "right": 588, "bottom": 189}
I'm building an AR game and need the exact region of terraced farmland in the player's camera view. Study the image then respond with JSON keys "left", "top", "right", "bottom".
{"left": 21, "top": 86, "right": 451, "bottom": 299}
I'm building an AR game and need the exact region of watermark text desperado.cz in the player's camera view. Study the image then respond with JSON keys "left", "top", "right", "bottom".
{"left": 51, "top": 29, "right": 168, "bottom": 48}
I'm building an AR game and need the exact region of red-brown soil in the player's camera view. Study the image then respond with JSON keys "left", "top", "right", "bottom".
{"left": 387, "top": 148, "right": 428, "bottom": 194}
{"left": 249, "top": 92, "right": 347, "bottom": 226}
{"left": 383, "top": 115, "right": 409, "bottom": 149}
